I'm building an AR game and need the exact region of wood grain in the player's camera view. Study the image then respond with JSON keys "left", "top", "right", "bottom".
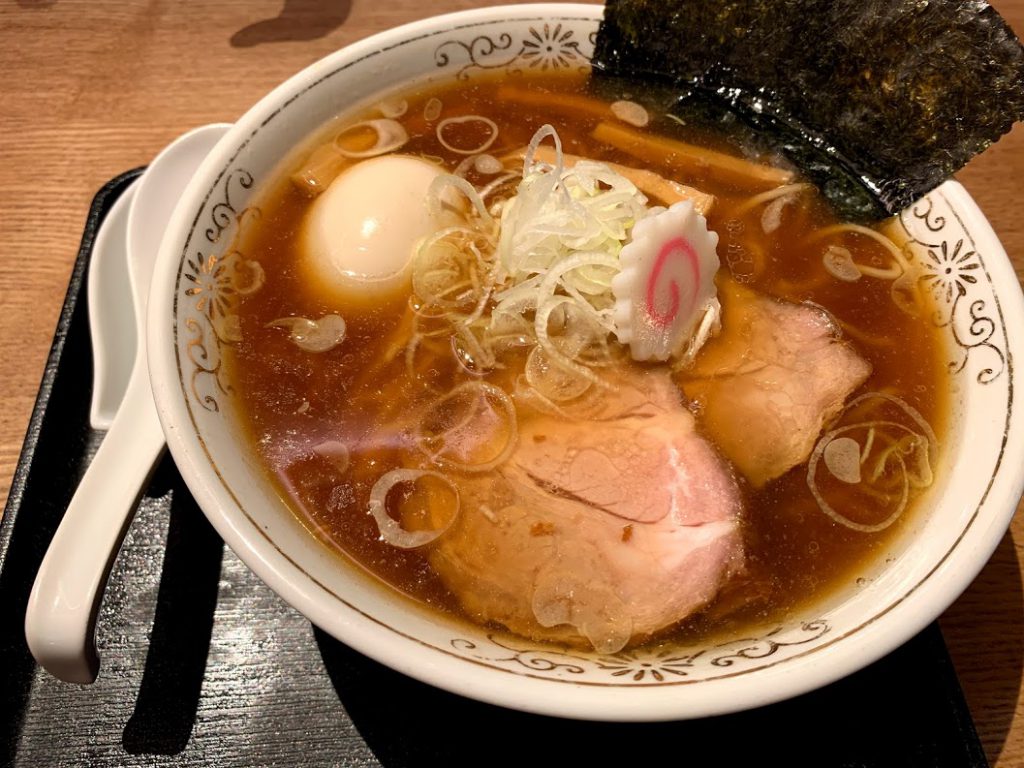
{"left": 0, "top": 0, "right": 1021, "bottom": 763}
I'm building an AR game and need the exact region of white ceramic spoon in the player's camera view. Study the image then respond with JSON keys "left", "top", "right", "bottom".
{"left": 88, "top": 179, "right": 139, "bottom": 430}
{"left": 25, "top": 123, "right": 231, "bottom": 684}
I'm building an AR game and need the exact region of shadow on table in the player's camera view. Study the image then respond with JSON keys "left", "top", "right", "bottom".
{"left": 122, "top": 460, "right": 224, "bottom": 755}
{"left": 315, "top": 617, "right": 990, "bottom": 768}
{"left": 940, "top": 528, "right": 1024, "bottom": 765}
{"left": 230, "top": 0, "right": 352, "bottom": 47}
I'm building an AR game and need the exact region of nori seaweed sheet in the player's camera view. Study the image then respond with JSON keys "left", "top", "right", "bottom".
{"left": 593, "top": 0, "right": 1024, "bottom": 218}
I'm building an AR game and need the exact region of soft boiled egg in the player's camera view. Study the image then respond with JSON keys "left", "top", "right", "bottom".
{"left": 300, "top": 155, "right": 448, "bottom": 306}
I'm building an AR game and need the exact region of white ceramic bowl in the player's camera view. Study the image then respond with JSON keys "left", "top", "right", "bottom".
{"left": 148, "top": 3, "right": 1024, "bottom": 720}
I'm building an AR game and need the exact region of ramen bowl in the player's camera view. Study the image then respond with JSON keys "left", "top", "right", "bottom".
{"left": 147, "top": 3, "right": 1024, "bottom": 720}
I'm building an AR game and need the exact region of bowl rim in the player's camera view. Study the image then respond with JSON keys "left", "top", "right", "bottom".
{"left": 148, "top": 3, "right": 1024, "bottom": 721}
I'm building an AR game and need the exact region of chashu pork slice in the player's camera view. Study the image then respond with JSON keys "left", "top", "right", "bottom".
{"left": 681, "top": 279, "right": 871, "bottom": 488}
{"left": 428, "top": 368, "right": 744, "bottom": 653}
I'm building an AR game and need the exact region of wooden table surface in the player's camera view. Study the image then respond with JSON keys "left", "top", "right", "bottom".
{"left": 1, "top": 0, "right": 1021, "bottom": 763}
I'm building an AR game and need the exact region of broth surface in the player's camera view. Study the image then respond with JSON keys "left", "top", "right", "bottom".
{"left": 227, "top": 71, "right": 950, "bottom": 647}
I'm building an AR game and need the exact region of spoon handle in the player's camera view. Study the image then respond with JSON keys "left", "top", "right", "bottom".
{"left": 25, "top": 358, "right": 165, "bottom": 683}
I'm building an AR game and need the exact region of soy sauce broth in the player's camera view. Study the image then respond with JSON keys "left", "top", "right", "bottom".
{"left": 226, "top": 70, "right": 950, "bottom": 645}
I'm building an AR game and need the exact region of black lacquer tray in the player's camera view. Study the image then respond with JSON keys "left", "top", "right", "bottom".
{"left": 0, "top": 172, "right": 990, "bottom": 767}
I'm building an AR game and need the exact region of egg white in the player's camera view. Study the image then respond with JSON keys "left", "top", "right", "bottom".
{"left": 300, "top": 154, "right": 447, "bottom": 306}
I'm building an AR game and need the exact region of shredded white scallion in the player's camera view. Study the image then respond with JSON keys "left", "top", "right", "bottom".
{"left": 313, "top": 440, "right": 350, "bottom": 473}
{"left": 474, "top": 154, "right": 503, "bottom": 175}
{"left": 437, "top": 115, "right": 499, "bottom": 155}
{"left": 611, "top": 100, "right": 650, "bottom": 127}
{"left": 412, "top": 124, "right": 661, "bottom": 404}
{"left": 266, "top": 314, "right": 347, "bottom": 353}
{"left": 334, "top": 119, "right": 409, "bottom": 159}
{"left": 367, "top": 469, "right": 459, "bottom": 548}
{"left": 415, "top": 380, "right": 518, "bottom": 472}
{"left": 426, "top": 174, "right": 495, "bottom": 229}
{"left": 377, "top": 97, "right": 408, "bottom": 119}
{"left": 423, "top": 97, "right": 442, "bottom": 121}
